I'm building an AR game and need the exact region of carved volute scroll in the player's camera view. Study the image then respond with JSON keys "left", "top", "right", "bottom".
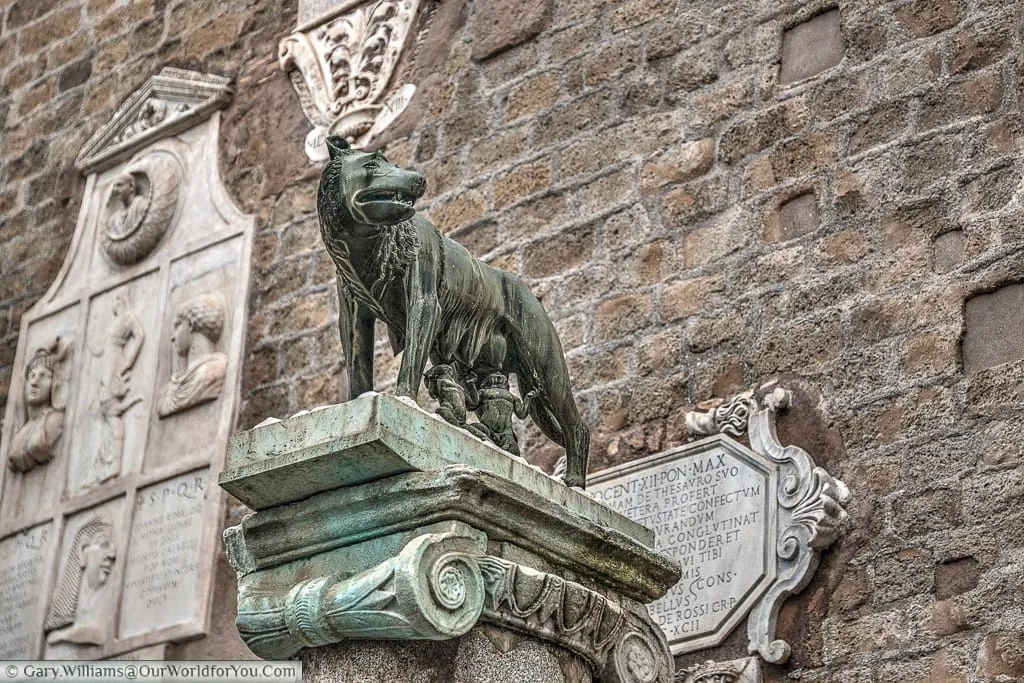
{"left": 279, "top": 0, "right": 427, "bottom": 159}
{"left": 157, "top": 293, "right": 228, "bottom": 418}
{"left": 7, "top": 339, "right": 72, "bottom": 475}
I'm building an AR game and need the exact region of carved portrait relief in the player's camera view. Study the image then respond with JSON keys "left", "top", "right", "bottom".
{"left": 44, "top": 516, "right": 116, "bottom": 647}
{"left": 7, "top": 340, "right": 72, "bottom": 474}
{"left": 100, "top": 154, "right": 182, "bottom": 266}
{"left": 90, "top": 296, "right": 144, "bottom": 485}
{"left": 157, "top": 294, "right": 228, "bottom": 418}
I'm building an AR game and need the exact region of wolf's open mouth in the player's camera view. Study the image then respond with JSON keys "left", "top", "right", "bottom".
{"left": 359, "top": 190, "right": 416, "bottom": 206}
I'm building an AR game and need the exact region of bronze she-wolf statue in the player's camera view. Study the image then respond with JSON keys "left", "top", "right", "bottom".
{"left": 317, "top": 136, "right": 590, "bottom": 488}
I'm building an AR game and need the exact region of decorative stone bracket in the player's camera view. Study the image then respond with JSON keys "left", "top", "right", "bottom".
{"left": 683, "top": 386, "right": 850, "bottom": 664}
{"left": 279, "top": 0, "right": 428, "bottom": 160}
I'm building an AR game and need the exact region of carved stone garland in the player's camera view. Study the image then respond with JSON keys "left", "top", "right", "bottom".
{"left": 279, "top": 0, "right": 424, "bottom": 160}
{"left": 683, "top": 387, "right": 850, "bottom": 664}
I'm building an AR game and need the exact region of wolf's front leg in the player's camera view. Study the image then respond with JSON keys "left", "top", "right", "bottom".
{"left": 337, "top": 276, "right": 376, "bottom": 399}
{"left": 397, "top": 257, "right": 440, "bottom": 399}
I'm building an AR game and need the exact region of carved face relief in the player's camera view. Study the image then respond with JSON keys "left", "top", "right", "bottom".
{"left": 45, "top": 516, "right": 116, "bottom": 647}
{"left": 8, "top": 341, "right": 70, "bottom": 474}
{"left": 171, "top": 317, "right": 191, "bottom": 358}
{"left": 81, "top": 532, "right": 116, "bottom": 591}
{"left": 111, "top": 175, "right": 136, "bottom": 207}
{"left": 24, "top": 365, "right": 54, "bottom": 407}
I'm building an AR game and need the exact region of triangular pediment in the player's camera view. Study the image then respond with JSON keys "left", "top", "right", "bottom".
{"left": 76, "top": 67, "right": 233, "bottom": 174}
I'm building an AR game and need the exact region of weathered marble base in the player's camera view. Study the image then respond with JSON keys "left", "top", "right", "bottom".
{"left": 303, "top": 628, "right": 592, "bottom": 683}
{"left": 219, "top": 394, "right": 680, "bottom": 683}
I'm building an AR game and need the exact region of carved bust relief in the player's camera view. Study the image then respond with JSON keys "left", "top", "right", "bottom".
{"left": 44, "top": 516, "right": 116, "bottom": 646}
{"left": 7, "top": 340, "right": 71, "bottom": 474}
{"left": 157, "top": 294, "right": 228, "bottom": 418}
{"left": 100, "top": 154, "right": 182, "bottom": 266}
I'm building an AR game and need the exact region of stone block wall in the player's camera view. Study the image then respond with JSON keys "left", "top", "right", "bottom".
{"left": 2, "top": 0, "right": 1024, "bottom": 677}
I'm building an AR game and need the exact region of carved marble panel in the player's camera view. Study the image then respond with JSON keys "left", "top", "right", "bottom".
{"left": 119, "top": 469, "right": 208, "bottom": 639}
{"left": 144, "top": 238, "right": 244, "bottom": 473}
{"left": 43, "top": 498, "right": 124, "bottom": 660}
{"left": 0, "top": 68, "right": 253, "bottom": 660}
{"left": 1, "top": 305, "right": 79, "bottom": 525}
{"left": 0, "top": 524, "right": 53, "bottom": 659}
{"left": 589, "top": 388, "right": 849, "bottom": 663}
{"left": 67, "top": 275, "right": 161, "bottom": 495}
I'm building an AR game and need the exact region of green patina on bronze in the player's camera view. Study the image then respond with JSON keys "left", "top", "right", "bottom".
{"left": 316, "top": 136, "right": 589, "bottom": 488}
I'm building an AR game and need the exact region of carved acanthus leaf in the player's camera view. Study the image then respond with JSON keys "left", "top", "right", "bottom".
{"left": 279, "top": 0, "right": 424, "bottom": 158}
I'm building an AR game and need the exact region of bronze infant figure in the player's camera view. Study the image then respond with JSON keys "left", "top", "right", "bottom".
{"left": 317, "top": 136, "right": 590, "bottom": 488}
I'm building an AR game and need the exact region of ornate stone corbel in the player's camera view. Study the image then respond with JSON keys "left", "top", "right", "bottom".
{"left": 279, "top": 0, "right": 428, "bottom": 160}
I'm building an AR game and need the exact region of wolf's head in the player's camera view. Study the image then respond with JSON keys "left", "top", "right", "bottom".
{"left": 318, "top": 136, "right": 426, "bottom": 227}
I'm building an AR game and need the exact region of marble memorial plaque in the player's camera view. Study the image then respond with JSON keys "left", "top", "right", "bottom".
{"left": 0, "top": 524, "right": 52, "bottom": 659}
{"left": 119, "top": 470, "right": 208, "bottom": 638}
{"left": 0, "top": 69, "right": 253, "bottom": 659}
{"left": 297, "top": 0, "right": 362, "bottom": 28}
{"left": 590, "top": 389, "right": 849, "bottom": 663}
{"left": 590, "top": 437, "right": 776, "bottom": 653}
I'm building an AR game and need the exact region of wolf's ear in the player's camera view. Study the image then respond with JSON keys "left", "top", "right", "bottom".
{"left": 326, "top": 135, "right": 351, "bottom": 160}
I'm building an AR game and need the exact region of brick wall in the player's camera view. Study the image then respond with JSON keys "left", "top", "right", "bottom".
{"left": 3, "top": 0, "right": 1024, "bottom": 677}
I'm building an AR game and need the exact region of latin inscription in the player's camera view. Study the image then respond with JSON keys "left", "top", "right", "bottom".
{"left": 118, "top": 471, "right": 207, "bottom": 639}
{"left": 0, "top": 524, "right": 50, "bottom": 658}
{"left": 590, "top": 446, "right": 772, "bottom": 649}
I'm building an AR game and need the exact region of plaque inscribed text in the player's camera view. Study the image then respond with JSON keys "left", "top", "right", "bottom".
{"left": 119, "top": 470, "right": 208, "bottom": 638}
{"left": 0, "top": 69, "right": 253, "bottom": 659}
{"left": 590, "top": 437, "right": 776, "bottom": 653}
{"left": 0, "top": 524, "right": 52, "bottom": 658}
{"left": 589, "top": 389, "right": 850, "bottom": 663}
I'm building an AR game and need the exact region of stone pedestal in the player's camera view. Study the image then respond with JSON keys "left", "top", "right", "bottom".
{"left": 219, "top": 394, "right": 680, "bottom": 683}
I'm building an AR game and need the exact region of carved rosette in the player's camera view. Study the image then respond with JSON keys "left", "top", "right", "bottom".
{"left": 279, "top": 0, "right": 424, "bottom": 160}
{"left": 683, "top": 386, "right": 850, "bottom": 664}
{"left": 233, "top": 532, "right": 672, "bottom": 682}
